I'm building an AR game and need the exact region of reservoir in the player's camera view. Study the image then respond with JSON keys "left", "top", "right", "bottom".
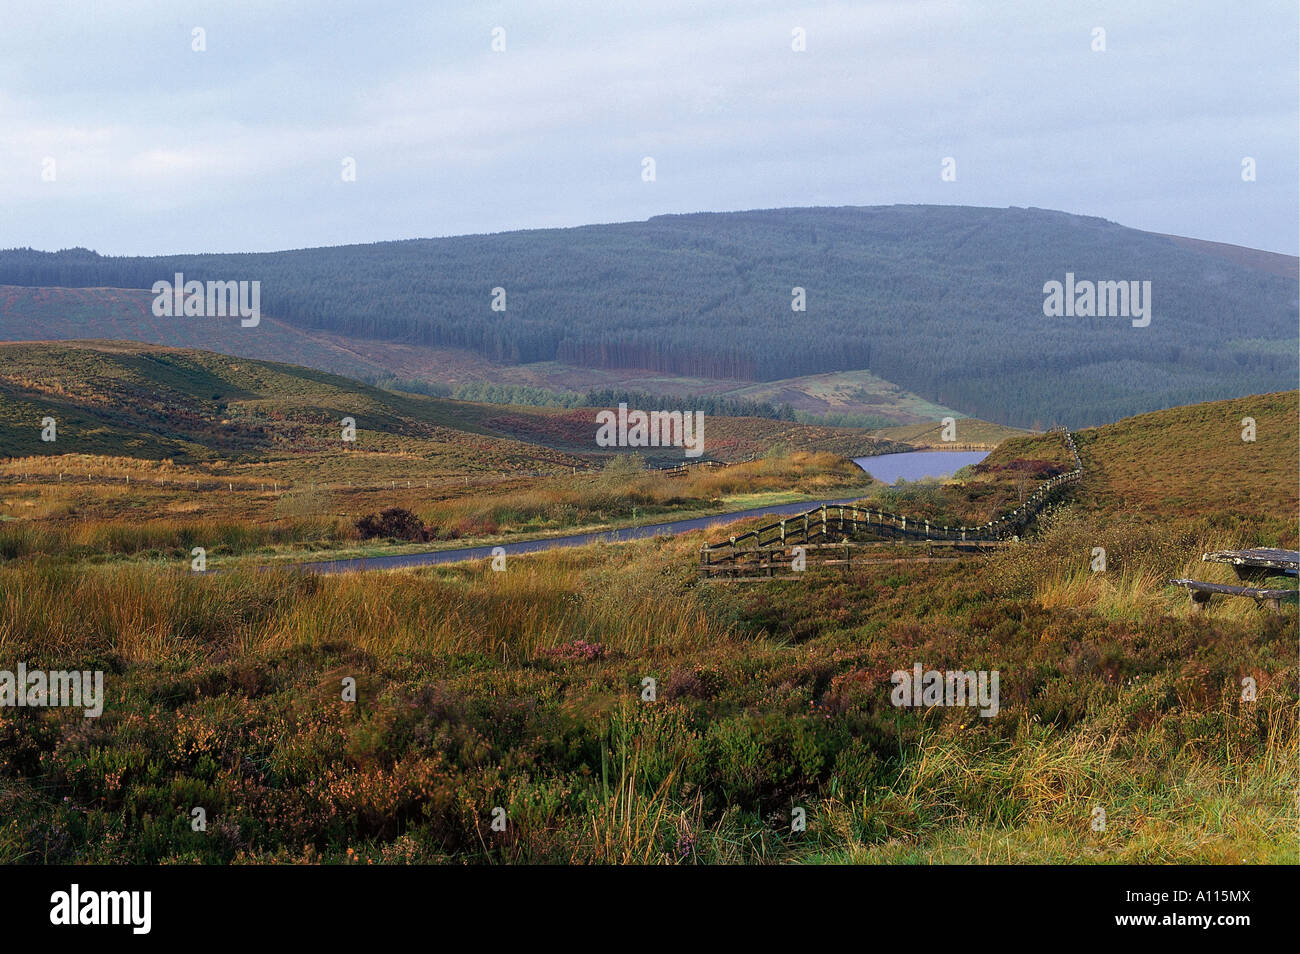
{"left": 853, "top": 450, "right": 989, "bottom": 484}
{"left": 291, "top": 452, "right": 989, "bottom": 574}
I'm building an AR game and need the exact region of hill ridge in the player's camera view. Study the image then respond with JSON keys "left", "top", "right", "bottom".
{"left": 1, "top": 205, "right": 1295, "bottom": 429}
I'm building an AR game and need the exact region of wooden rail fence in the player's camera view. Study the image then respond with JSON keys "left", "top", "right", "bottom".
{"left": 652, "top": 454, "right": 756, "bottom": 479}
{"left": 700, "top": 427, "right": 1082, "bottom": 580}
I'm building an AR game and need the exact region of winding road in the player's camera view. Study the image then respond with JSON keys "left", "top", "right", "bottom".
{"left": 292, "top": 496, "right": 869, "bottom": 574}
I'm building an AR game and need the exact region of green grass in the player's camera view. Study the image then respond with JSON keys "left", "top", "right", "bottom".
{"left": 0, "top": 363, "right": 1295, "bottom": 865}
{"left": 1, "top": 529, "right": 1292, "bottom": 864}
{"left": 0, "top": 449, "right": 878, "bottom": 566}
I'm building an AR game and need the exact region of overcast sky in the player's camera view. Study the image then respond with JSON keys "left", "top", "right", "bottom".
{"left": 1, "top": 0, "right": 1296, "bottom": 256}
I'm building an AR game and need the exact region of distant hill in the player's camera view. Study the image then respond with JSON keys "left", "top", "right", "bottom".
{"left": 0, "top": 286, "right": 962, "bottom": 427}
{"left": 1153, "top": 233, "right": 1299, "bottom": 279}
{"left": 1, "top": 205, "right": 1295, "bottom": 428}
{"left": 0, "top": 340, "right": 583, "bottom": 472}
{"left": 0, "top": 285, "right": 410, "bottom": 382}
{"left": 0, "top": 341, "right": 909, "bottom": 469}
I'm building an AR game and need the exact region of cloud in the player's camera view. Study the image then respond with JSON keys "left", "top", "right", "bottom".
{"left": 0, "top": 0, "right": 1295, "bottom": 254}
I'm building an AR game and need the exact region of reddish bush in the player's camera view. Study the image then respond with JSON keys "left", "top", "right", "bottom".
{"left": 539, "top": 640, "right": 607, "bottom": 662}
{"left": 665, "top": 664, "right": 723, "bottom": 700}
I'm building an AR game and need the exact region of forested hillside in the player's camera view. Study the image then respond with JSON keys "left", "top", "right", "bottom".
{"left": 2, "top": 205, "right": 1294, "bottom": 427}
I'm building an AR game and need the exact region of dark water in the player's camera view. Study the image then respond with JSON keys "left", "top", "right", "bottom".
{"left": 293, "top": 496, "right": 868, "bottom": 574}
{"left": 852, "top": 450, "right": 988, "bottom": 484}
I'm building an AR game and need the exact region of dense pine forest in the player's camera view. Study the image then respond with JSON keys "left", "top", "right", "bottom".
{"left": 387, "top": 381, "right": 796, "bottom": 419}
{"left": 1, "top": 205, "right": 1295, "bottom": 427}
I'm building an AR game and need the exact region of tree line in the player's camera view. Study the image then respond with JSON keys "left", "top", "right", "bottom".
{"left": 1, "top": 205, "right": 1295, "bottom": 427}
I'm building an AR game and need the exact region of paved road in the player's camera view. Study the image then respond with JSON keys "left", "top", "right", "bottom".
{"left": 292, "top": 496, "right": 867, "bottom": 574}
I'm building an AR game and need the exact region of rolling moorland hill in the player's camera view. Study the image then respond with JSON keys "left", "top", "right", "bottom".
{"left": 0, "top": 340, "right": 576, "bottom": 474}
{"left": 0, "top": 384, "right": 1293, "bottom": 863}
{"left": 0, "top": 284, "right": 401, "bottom": 385}
{"left": 0, "top": 341, "right": 915, "bottom": 473}
{"left": 1070, "top": 390, "right": 1298, "bottom": 535}
{"left": 707, "top": 390, "right": 1298, "bottom": 552}
{"left": 0, "top": 285, "right": 969, "bottom": 430}
{"left": 991, "top": 389, "right": 1297, "bottom": 529}
{"left": 0, "top": 285, "right": 973, "bottom": 430}
{"left": 1, "top": 205, "right": 1295, "bottom": 429}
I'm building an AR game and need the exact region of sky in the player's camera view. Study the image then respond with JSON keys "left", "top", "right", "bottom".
{"left": 1, "top": 0, "right": 1296, "bottom": 256}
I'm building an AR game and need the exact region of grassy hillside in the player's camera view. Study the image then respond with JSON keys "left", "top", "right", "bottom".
{"left": 869, "top": 417, "right": 1027, "bottom": 449}
{"left": 0, "top": 288, "right": 968, "bottom": 427}
{"left": 0, "top": 340, "right": 588, "bottom": 475}
{"left": 3, "top": 205, "right": 1295, "bottom": 428}
{"left": 0, "top": 340, "right": 906, "bottom": 469}
{"left": 0, "top": 285, "right": 403, "bottom": 383}
{"left": 1074, "top": 391, "right": 1297, "bottom": 529}
{"left": 0, "top": 342, "right": 903, "bottom": 562}
{"left": 0, "top": 386, "right": 1293, "bottom": 864}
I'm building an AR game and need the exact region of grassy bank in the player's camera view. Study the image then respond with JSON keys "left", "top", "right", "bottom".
{"left": 0, "top": 451, "right": 876, "bottom": 566}
{"left": 1, "top": 392, "right": 1294, "bottom": 864}
{"left": 0, "top": 523, "right": 1292, "bottom": 864}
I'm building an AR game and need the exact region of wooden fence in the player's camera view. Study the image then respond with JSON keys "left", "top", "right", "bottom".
{"left": 700, "top": 427, "right": 1082, "bottom": 579}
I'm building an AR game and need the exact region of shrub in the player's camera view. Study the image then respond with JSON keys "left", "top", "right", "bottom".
{"left": 539, "top": 639, "right": 607, "bottom": 662}
{"left": 355, "top": 507, "right": 431, "bottom": 542}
